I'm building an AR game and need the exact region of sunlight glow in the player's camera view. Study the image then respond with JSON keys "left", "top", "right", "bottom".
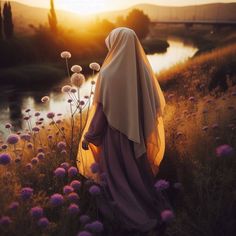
{"left": 58, "top": 0, "right": 107, "bottom": 15}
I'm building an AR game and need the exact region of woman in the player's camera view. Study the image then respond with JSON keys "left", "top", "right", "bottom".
{"left": 77, "top": 27, "right": 170, "bottom": 234}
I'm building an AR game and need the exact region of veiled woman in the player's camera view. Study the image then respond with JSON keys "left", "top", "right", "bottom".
{"left": 77, "top": 27, "right": 171, "bottom": 234}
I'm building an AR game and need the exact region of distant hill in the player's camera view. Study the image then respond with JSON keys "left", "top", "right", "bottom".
{"left": 7, "top": 1, "right": 236, "bottom": 34}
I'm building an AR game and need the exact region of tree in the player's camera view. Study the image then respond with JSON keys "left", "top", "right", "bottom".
{"left": 0, "top": 3, "right": 3, "bottom": 39}
{"left": 48, "top": 0, "right": 57, "bottom": 33}
{"left": 3, "top": 1, "right": 14, "bottom": 39}
{"left": 125, "top": 9, "right": 151, "bottom": 40}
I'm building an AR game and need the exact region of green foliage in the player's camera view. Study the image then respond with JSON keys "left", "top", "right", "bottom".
{"left": 48, "top": 0, "right": 57, "bottom": 33}
{"left": 3, "top": 1, "right": 14, "bottom": 39}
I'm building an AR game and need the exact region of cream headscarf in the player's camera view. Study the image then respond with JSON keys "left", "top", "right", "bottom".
{"left": 77, "top": 27, "right": 166, "bottom": 179}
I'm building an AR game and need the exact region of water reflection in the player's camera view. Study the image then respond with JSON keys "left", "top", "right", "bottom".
{"left": 0, "top": 38, "right": 198, "bottom": 138}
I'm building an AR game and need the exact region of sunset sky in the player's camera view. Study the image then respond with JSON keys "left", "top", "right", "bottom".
{"left": 12, "top": 0, "right": 236, "bottom": 14}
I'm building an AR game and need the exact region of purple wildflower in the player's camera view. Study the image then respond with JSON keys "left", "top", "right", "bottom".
{"left": 79, "top": 215, "right": 90, "bottom": 225}
{"left": 1, "top": 144, "right": 8, "bottom": 150}
{"left": 25, "top": 163, "right": 33, "bottom": 170}
{"left": 6, "top": 134, "right": 20, "bottom": 145}
{"left": 47, "top": 112, "right": 55, "bottom": 119}
{"left": 20, "top": 133, "right": 31, "bottom": 141}
{"left": 68, "top": 203, "right": 80, "bottom": 215}
{"left": 0, "top": 216, "right": 12, "bottom": 226}
{"left": 161, "top": 210, "right": 175, "bottom": 223}
{"left": 27, "top": 143, "right": 33, "bottom": 149}
{"left": 32, "top": 127, "right": 40, "bottom": 132}
{"left": 8, "top": 201, "right": 19, "bottom": 211}
{"left": 30, "top": 206, "right": 44, "bottom": 219}
{"left": 63, "top": 185, "right": 74, "bottom": 195}
{"left": 0, "top": 153, "right": 12, "bottom": 165}
{"left": 67, "top": 192, "right": 79, "bottom": 202}
{"left": 57, "top": 141, "right": 66, "bottom": 150}
{"left": 49, "top": 193, "right": 64, "bottom": 207}
{"left": 54, "top": 167, "right": 66, "bottom": 178}
{"left": 90, "top": 163, "right": 100, "bottom": 174}
{"left": 60, "top": 162, "right": 70, "bottom": 170}
{"left": 5, "top": 123, "right": 12, "bottom": 129}
{"left": 154, "top": 180, "right": 170, "bottom": 191}
{"left": 31, "top": 157, "right": 39, "bottom": 165}
{"left": 68, "top": 166, "right": 78, "bottom": 177}
{"left": 216, "top": 145, "right": 234, "bottom": 157}
{"left": 85, "top": 221, "right": 104, "bottom": 233}
{"left": 37, "top": 217, "right": 49, "bottom": 229}
{"left": 37, "top": 152, "right": 45, "bottom": 160}
{"left": 89, "top": 185, "right": 101, "bottom": 196}
{"left": 20, "top": 187, "right": 33, "bottom": 200}
{"left": 70, "top": 180, "right": 81, "bottom": 191}
{"left": 77, "top": 231, "right": 92, "bottom": 236}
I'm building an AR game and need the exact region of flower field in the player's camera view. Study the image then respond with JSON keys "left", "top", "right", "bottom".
{"left": 0, "top": 44, "right": 236, "bottom": 236}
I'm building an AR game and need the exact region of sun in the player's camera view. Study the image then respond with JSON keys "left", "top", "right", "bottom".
{"left": 59, "top": 0, "right": 108, "bottom": 15}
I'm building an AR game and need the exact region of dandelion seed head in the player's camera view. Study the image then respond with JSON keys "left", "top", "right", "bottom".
{"left": 61, "top": 85, "right": 72, "bottom": 93}
{"left": 71, "top": 73, "right": 85, "bottom": 88}
{"left": 71, "top": 65, "right": 82, "bottom": 73}
{"left": 61, "top": 51, "right": 71, "bottom": 59}
{"left": 89, "top": 62, "right": 101, "bottom": 72}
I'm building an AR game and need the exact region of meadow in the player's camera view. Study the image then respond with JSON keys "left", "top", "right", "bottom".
{"left": 0, "top": 42, "right": 236, "bottom": 236}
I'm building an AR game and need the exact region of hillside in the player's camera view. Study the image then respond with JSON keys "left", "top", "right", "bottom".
{"left": 7, "top": 1, "right": 236, "bottom": 34}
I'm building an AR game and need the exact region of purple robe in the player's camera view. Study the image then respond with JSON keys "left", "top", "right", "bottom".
{"left": 84, "top": 102, "right": 170, "bottom": 233}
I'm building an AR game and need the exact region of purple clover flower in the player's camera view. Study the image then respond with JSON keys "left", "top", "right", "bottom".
{"left": 30, "top": 206, "right": 44, "bottom": 219}
{"left": 0, "top": 153, "right": 12, "bottom": 165}
{"left": 79, "top": 215, "right": 90, "bottom": 225}
{"left": 47, "top": 112, "right": 55, "bottom": 119}
{"left": 68, "top": 166, "right": 78, "bottom": 177}
{"left": 89, "top": 185, "right": 101, "bottom": 196}
{"left": 77, "top": 231, "right": 92, "bottom": 236}
{"left": 161, "top": 210, "right": 175, "bottom": 223}
{"left": 60, "top": 162, "right": 70, "bottom": 170}
{"left": 154, "top": 179, "right": 170, "bottom": 191}
{"left": 70, "top": 180, "right": 81, "bottom": 191}
{"left": 37, "top": 217, "right": 49, "bottom": 229}
{"left": 63, "top": 185, "right": 74, "bottom": 195}
{"left": 6, "top": 134, "right": 20, "bottom": 145}
{"left": 49, "top": 193, "right": 64, "bottom": 207}
{"left": 31, "top": 157, "right": 39, "bottom": 165}
{"left": 54, "top": 167, "right": 66, "bottom": 178}
{"left": 216, "top": 144, "right": 234, "bottom": 157}
{"left": 90, "top": 163, "right": 100, "bottom": 174}
{"left": 67, "top": 192, "right": 79, "bottom": 202}
{"left": 0, "top": 216, "right": 12, "bottom": 226}
{"left": 20, "top": 187, "right": 33, "bottom": 200}
{"left": 85, "top": 220, "right": 104, "bottom": 233}
{"left": 8, "top": 201, "right": 19, "bottom": 211}
{"left": 57, "top": 141, "right": 66, "bottom": 150}
{"left": 68, "top": 203, "right": 80, "bottom": 215}
{"left": 37, "top": 152, "right": 45, "bottom": 160}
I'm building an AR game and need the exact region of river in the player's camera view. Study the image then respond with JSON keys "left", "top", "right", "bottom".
{"left": 0, "top": 38, "right": 198, "bottom": 139}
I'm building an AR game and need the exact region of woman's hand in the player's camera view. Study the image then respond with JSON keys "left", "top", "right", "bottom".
{"left": 82, "top": 138, "right": 89, "bottom": 150}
